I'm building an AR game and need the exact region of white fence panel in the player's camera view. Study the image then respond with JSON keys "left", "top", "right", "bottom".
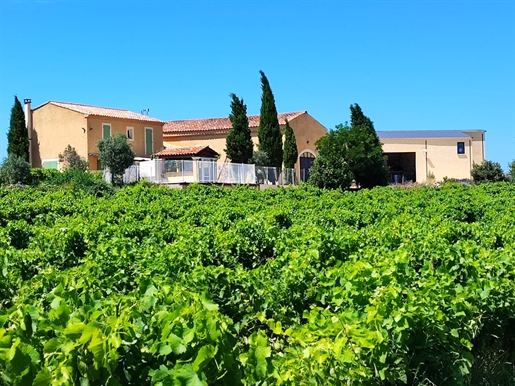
{"left": 105, "top": 160, "right": 296, "bottom": 186}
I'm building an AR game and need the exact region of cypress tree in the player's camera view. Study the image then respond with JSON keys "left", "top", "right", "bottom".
{"left": 282, "top": 119, "right": 298, "bottom": 169}
{"left": 225, "top": 93, "right": 253, "bottom": 163}
{"left": 258, "top": 70, "right": 283, "bottom": 168}
{"left": 346, "top": 104, "right": 388, "bottom": 188}
{"left": 7, "top": 96, "right": 29, "bottom": 162}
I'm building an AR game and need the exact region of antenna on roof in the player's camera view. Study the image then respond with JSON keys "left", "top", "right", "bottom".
{"left": 141, "top": 108, "right": 149, "bottom": 116}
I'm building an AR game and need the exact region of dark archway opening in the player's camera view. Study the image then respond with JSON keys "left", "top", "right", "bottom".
{"left": 299, "top": 152, "right": 315, "bottom": 182}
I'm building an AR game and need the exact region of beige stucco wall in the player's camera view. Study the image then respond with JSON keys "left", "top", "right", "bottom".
{"left": 381, "top": 136, "right": 483, "bottom": 182}
{"left": 163, "top": 112, "right": 327, "bottom": 179}
{"left": 462, "top": 130, "right": 486, "bottom": 166}
{"left": 31, "top": 103, "right": 88, "bottom": 168}
{"left": 86, "top": 117, "right": 164, "bottom": 169}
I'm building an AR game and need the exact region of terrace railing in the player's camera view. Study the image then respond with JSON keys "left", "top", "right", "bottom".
{"left": 115, "top": 159, "right": 297, "bottom": 186}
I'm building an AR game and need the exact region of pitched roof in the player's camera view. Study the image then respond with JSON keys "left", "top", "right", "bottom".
{"left": 35, "top": 101, "right": 164, "bottom": 123}
{"left": 155, "top": 145, "right": 219, "bottom": 158}
{"left": 163, "top": 111, "right": 306, "bottom": 135}
{"left": 377, "top": 130, "right": 471, "bottom": 139}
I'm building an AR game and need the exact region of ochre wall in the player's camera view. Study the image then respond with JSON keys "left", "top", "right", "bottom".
{"left": 381, "top": 136, "right": 483, "bottom": 182}
{"left": 31, "top": 103, "right": 88, "bottom": 168}
{"left": 32, "top": 103, "right": 164, "bottom": 170}
{"left": 86, "top": 117, "right": 164, "bottom": 169}
{"left": 287, "top": 112, "right": 327, "bottom": 177}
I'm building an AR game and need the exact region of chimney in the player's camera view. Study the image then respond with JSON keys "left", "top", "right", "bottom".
{"left": 24, "top": 99, "right": 32, "bottom": 165}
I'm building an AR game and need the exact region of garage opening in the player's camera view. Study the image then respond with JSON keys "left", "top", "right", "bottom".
{"left": 385, "top": 152, "right": 416, "bottom": 183}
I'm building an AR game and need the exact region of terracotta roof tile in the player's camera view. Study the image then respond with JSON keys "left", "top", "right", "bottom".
{"left": 156, "top": 145, "right": 218, "bottom": 157}
{"left": 41, "top": 101, "right": 164, "bottom": 123}
{"left": 163, "top": 111, "right": 306, "bottom": 135}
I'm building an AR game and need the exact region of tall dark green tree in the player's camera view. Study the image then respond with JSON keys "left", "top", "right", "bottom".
{"left": 257, "top": 70, "right": 283, "bottom": 168}
{"left": 225, "top": 93, "right": 253, "bottom": 163}
{"left": 282, "top": 119, "right": 298, "bottom": 169}
{"left": 7, "top": 96, "right": 29, "bottom": 162}
{"left": 346, "top": 104, "right": 388, "bottom": 188}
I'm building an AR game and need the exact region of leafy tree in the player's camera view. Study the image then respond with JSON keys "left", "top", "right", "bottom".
{"left": 257, "top": 70, "right": 283, "bottom": 169}
{"left": 346, "top": 104, "right": 388, "bottom": 189}
{"left": 0, "top": 155, "right": 32, "bottom": 185}
{"left": 59, "top": 145, "right": 89, "bottom": 171}
{"left": 308, "top": 125, "right": 353, "bottom": 190}
{"left": 308, "top": 104, "right": 387, "bottom": 190}
{"left": 507, "top": 160, "right": 515, "bottom": 182}
{"left": 251, "top": 150, "right": 269, "bottom": 184}
{"left": 225, "top": 93, "right": 253, "bottom": 163}
{"left": 97, "top": 134, "right": 135, "bottom": 185}
{"left": 7, "top": 96, "right": 29, "bottom": 162}
{"left": 282, "top": 119, "right": 298, "bottom": 169}
{"left": 471, "top": 160, "right": 505, "bottom": 184}
{"left": 250, "top": 150, "right": 269, "bottom": 167}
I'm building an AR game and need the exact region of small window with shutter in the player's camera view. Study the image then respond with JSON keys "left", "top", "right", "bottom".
{"left": 102, "top": 124, "right": 111, "bottom": 139}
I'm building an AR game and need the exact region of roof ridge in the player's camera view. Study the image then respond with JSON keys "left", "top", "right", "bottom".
{"left": 165, "top": 111, "right": 306, "bottom": 123}
{"left": 50, "top": 101, "right": 128, "bottom": 112}
{"left": 376, "top": 129, "right": 482, "bottom": 132}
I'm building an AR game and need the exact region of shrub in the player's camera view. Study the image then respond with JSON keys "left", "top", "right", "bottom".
{"left": 58, "top": 145, "right": 89, "bottom": 171}
{"left": 471, "top": 160, "right": 505, "bottom": 184}
{"left": 0, "top": 155, "right": 32, "bottom": 185}
{"left": 30, "top": 168, "right": 60, "bottom": 186}
{"left": 44, "top": 169, "right": 114, "bottom": 196}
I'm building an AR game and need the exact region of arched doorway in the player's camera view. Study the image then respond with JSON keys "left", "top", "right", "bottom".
{"left": 299, "top": 151, "right": 315, "bottom": 182}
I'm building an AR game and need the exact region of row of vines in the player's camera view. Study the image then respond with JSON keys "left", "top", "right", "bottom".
{"left": 1, "top": 182, "right": 515, "bottom": 385}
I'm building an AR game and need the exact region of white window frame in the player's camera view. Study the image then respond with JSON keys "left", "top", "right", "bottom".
{"left": 145, "top": 127, "right": 154, "bottom": 156}
{"left": 126, "top": 126, "right": 134, "bottom": 141}
{"left": 102, "top": 123, "right": 112, "bottom": 139}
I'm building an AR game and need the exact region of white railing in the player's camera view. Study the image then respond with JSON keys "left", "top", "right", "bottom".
{"left": 112, "top": 159, "right": 297, "bottom": 186}
{"left": 255, "top": 166, "right": 296, "bottom": 185}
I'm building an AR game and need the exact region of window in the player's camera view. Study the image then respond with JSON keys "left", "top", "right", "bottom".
{"left": 102, "top": 124, "right": 111, "bottom": 139}
{"left": 457, "top": 142, "right": 465, "bottom": 154}
{"left": 126, "top": 127, "right": 134, "bottom": 141}
{"left": 42, "top": 159, "right": 59, "bottom": 170}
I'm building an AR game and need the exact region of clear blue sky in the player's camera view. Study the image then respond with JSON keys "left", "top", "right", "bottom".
{"left": 1, "top": 0, "right": 514, "bottom": 168}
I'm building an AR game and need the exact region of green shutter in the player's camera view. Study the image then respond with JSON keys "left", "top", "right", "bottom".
{"left": 103, "top": 124, "right": 111, "bottom": 139}
{"left": 145, "top": 128, "right": 153, "bottom": 155}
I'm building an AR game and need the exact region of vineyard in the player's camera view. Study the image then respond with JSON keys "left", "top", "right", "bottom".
{"left": 1, "top": 182, "right": 515, "bottom": 385}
